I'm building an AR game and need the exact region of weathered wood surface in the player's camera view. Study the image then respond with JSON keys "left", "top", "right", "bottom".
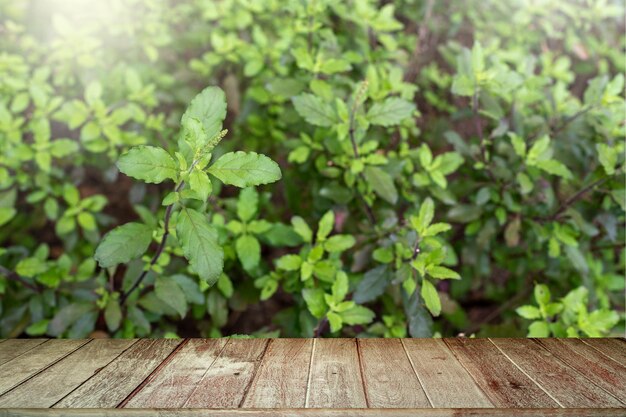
{"left": 0, "top": 338, "right": 624, "bottom": 416}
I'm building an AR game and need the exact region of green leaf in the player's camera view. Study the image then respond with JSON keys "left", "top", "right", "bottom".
{"left": 104, "top": 298, "right": 122, "bottom": 332}
{"left": 509, "top": 133, "right": 527, "bottom": 157}
{"left": 117, "top": 146, "right": 178, "bottom": 184}
{"left": 235, "top": 235, "right": 261, "bottom": 271}
{"left": 180, "top": 86, "right": 227, "bottom": 151}
{"left": 188, "top": 169, "right": 212, "bottom": 201}
{"left": 422, "top": 223, "right": 451, "bottom": 237}
{"left": 323, "top": 235, "right": 356, "bottom": 253}
{"left": 208, "top": 151, "right": 281, "bottom": 187}
{"left": 339, "top": 305, "right": 375, "bottom": 325}
{"left": 94, "top": 222, "right": 153, "bottom": 268}
{"left": 176, "top": 208, "right": 224, "bottom": 285}
{"left": 596, "top": 143, "right": 617, "bottom": 175}
{"left": 302, "top": 288, "right": 327, "bottom": 318}
{"left": 276, "top": 254, "right": 302, "bottom": 271}
{"left": 528, "top": 321, "right": 550, "bottom": 337}
{"left": 526, "top": 135, "right": 550, "bottom": 163}
{"left": 354, "top": 266, "right": 390, "bottom": 304}
{"left": 155, "top": 276, "right": 188, "bottom": 318}
{"left": 535, "top": 160, "right": 573, "bottom": 179}
{"left": 367, "top": 97, "right": 415, "bottom": 126}
{"left": 327, "top": 311, "right": 343, "bottom": 332}
{"left": 317, "top": 210, "right": 335, "bottom": 241}
{"left": 412, "top": 197, "right": 434, "bottom": 234}
{"left": 363, "top": 166, "right": 398, "bottom": 204}
{"left": 426, "top": 265, "right": 460, "bottom": 280}
{"left": 292, "top": 94, "right": 336, "bottom": 127}
{"left": 421, "top": 279, "right": 441, "bottom": 316}
{"left": 332, "top": 271, "right": 349, "bottom": 303}
{"left": 516, "top": 305, "right": 541, "bottom": 320}
{"left": 237, "top": 188, "right": 258, "bottom": 222}
{"left": 291, "top": 216, "right": 312, "bottom": 242}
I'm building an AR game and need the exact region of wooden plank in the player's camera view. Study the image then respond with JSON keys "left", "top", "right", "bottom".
{"left": 183, "top": 338, "right": 269, "bottom": 408}
{"left": 123, "top": 338, "right": 228, "bottom": 408}
{"left": 53, "top": 338, "right": 182, "bottom": 408}
{"left": 445, "top": 338, "right": 558, "bottom": 408}
{"left": 491, "top": 338, "right": 623, "bottom": 407}
{"left": 0, "top": 339, "right": 136, "bottom": 408}
{"left": 402, "top": 338, "right": 493, "bottom": 408}
{"left": 535, "top": 339, "right": 626, "bottom": 403}
{"left": 0, "top": 339, "right": 47, "bottom": 366}
{"left": 2, "top": 408, "right": 626, "bottom": 417}
{"left": 581, "top": 338, "right": 626, "bottom": 364}
{"left": 306, "top": 338, "right": 367, "bottom": 408}
{"left": 0, "top": 339, "right": 88, "bottom": 395}
{"left": 358, "top": 338, "right": 430, "bottom": 408}
{"left": 242, "top": 339, "right": 313, "bottom": 408}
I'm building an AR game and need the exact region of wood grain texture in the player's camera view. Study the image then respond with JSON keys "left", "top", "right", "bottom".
{"left": 0, "top": 339, "right": 88, "bottom": 395}
{"left": 242, "top": 339, "right": 313, "bottom": 408}
{"left": 358, "top": 338, "right": 430, "bottom": 408}
{"left": 402, "top": 338, "right": 493, "bottom": 408}
{"left": 0, "top": 339, "right": 47, "bottom": 366}
{"left": 445, "top": 338, "right": 558, "bottom": 408}
{"left": 53, "top": 338, "right": 182, "bottom": 408}
{"left": 535, "top": 339, "right": 626, "bottom": 403}
{"left": 581, "top": 338, "right": 626, "bottom": 364}
{"left": 124, "top": 338, "right": 228, "bottom": 408}
{"left": 0, "top": 339, "right": 136, "bottom": 408}
{"left": 183, "top": 338, "right": 269, "bottom": 408}
{"left": 2, "top": 408, "right": 626, "bottom": 417}
{"left": 306, "top": 338, "right": 367, "bottom": 409}
{"left": 491, "top": 338, "right": 623, "bottom": 407}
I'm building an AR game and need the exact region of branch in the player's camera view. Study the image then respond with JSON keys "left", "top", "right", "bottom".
{"left": 549, "top": 177, "right": 608, "bottom": 221}
{"left": 120, "top": 180, "right": 185, "bottom": 305}
{"left": 403, "top": 0, "right": 435, "bottom": 83}
{"left": 0, "top": 265, "right": 41, "bottom": 293}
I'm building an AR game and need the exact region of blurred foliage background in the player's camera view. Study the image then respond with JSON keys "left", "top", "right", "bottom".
{"left": 0, "top": 0, "right": 624, "bottom": 339}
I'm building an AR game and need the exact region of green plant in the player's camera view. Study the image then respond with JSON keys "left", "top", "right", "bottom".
{"left": 1, "top": 0, "right": 623, "bottom": 339}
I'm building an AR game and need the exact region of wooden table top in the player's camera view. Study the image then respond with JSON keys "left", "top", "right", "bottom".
{"left": 0, "top": 338, "right": 624, "bottom": 416}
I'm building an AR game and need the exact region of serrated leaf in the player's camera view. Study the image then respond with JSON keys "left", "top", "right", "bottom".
{"left": 176, "top": 207, "right": 224, "bottom": 285}
{"left": 363, "top": 165, "right": 398, "bottom": 204}
{"left": 94, "top": 222, "right": 153, "bottom": 268}
{"left": 155, "top": 276, "right": 187, "bottom": 318}
{"left": 208, "top": 151, "right": 281, "bottom": 187}
{"left": 180, "top": 86, "right": 227, "bottom": 151}
{"left": 236, "top": 234, "right": 261, "bottom": 271}
{"left": 411, "top": 197, "right": 434, "bottom": 234}
{"left": 353, "top": 265, "right": 390, "bottom": 303}
{"left": 117, "top": 146, "right": 178, "bottom": 184}
{"left": 292, "top": 94, "right": 336, "bottom": 127}
{"left": 367, "top": 97, "right": 415, "bottom": 126}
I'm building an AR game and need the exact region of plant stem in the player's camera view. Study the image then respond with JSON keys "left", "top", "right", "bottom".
{"left": 549, "top": 177, "right": 608, "bottom": 221}
{"left": 120, "top": 180, "right": 185, "bottom": 305}
{"left": 0, "top": 265, "right": 41, "bottom": 293}
{"left": 349, "top": 82, "right": 377, "bottom": 225}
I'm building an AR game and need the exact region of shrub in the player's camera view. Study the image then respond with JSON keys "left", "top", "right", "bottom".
{"left": 0, "top": 0, "right": 623, "bottom": 338}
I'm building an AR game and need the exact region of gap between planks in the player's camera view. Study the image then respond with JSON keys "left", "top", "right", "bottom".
{"left": 488, "top": 338, "right": 564, "bottom": 408}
